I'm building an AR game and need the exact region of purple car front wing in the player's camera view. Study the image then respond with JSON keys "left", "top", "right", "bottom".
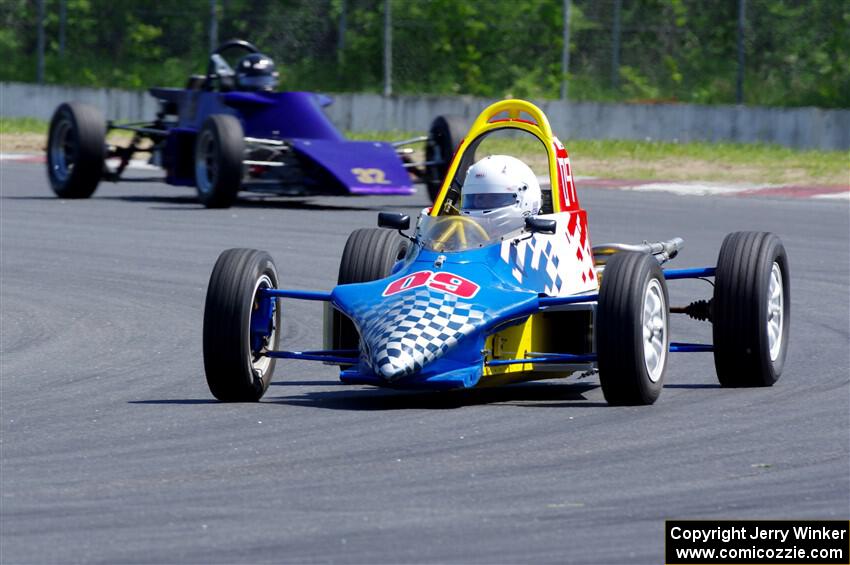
{"left": 290, "top": 139, "right": 415, "bottom": 195}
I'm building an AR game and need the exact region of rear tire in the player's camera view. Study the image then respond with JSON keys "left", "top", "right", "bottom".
{"left": 332, "top": 229, "right": 410, "bottom": 353}
{"left": 597, "top": 252, "right": 670, "bottom": 405}
{"left": 713, "top": 231, "right": 789, "bottom": 387}
{"left": 195, "top": 114, "right": 244, "bottom": 208}
{"left": 425, "top": 115, "right": 467, "bottom": 203}
{"left": 203, "top": 248, "right": 280, "bottom": 401}
{"left": 47, "top": 102, "right": 106, "bottom": 198}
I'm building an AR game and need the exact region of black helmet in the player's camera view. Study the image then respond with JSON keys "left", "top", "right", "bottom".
{"left": 235, "top": 53, "right": 279, "bottom": 92}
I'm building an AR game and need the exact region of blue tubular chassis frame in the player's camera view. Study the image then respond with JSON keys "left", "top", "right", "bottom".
{"left": 256, "top": 266, "right": 717, "bottom": 367}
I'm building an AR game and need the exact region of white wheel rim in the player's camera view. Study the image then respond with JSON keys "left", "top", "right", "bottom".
{"left": 642, "top": 278, "right": 668, "bottom": 382}
{"left": 767, "top": 262, "right": 784, "bottom": 361}
{"left": 249, "top": 274, "right": 276, "bottom": 376}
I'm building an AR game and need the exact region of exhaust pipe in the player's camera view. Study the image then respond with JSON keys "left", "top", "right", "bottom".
{"left": 592, "top": 237, "right": 684, "bottom": 266}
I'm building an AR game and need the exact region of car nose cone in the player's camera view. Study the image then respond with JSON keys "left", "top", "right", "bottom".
{"left": 356, "top": 287, "right": 486, "bottom": 381}
{"left": 375, "top": 349, "right": 417, "bottom": 381}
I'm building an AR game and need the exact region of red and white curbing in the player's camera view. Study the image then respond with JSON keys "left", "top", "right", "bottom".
{"left": 1, "top": 153, "right": 45, "bottom": 165}
{"left": 3, "top": 153, "right": 846, "bottom": 200}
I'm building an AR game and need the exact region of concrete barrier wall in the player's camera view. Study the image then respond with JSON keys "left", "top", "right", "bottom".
{"left": 1, "top": 82, "right": 160, "bottom": 123}
{"left": 3, "top": 81, "right": 848, "bottom": 150}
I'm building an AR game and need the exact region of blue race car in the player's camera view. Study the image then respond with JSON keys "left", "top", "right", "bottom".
{"left": 46, "top": 39, "right": 465, "bottom": 207}
{"left": 202, "top": 99, "right": 790, "bottom": 404}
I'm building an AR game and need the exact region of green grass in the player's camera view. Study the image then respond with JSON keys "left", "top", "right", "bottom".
{"left": 563, "top": 139, "right": 849, "bottom": 185}
{"left": 349, "top": 131, "right": 849, "bottom": 185}
{"left": 349, "top": 129, "right": 849, "bottom": 168}
{"left": 0, "top": 116, "right": 47, "bottom": 135}
{"left": 2, "top": 119, "right": 845, "bottom": 184}
{"left": 0, "top": 116, "right": 133, "bottom": 146}
{"left": 567, "top": 139, "right": 848, "bottom": 181}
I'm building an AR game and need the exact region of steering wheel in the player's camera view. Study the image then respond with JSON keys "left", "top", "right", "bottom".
{"left": 206, "top": 39, "right": 261, "bottom": 82}
{"left": 429, "top": 215, "right": 490, "bottom": 251}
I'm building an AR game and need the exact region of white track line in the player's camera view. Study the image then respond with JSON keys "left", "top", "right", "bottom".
{"left": 812, "top": 191, "right": 850, "bottom": 200}
{"left": 0, "top": 153, "right": 41, "bottom": 161}
{"left": 624, "top": 182, "right": 760, "bottom": 196}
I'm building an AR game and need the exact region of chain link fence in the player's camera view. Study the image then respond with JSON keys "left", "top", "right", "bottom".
{"left": 1, "top": 0, "right": 847, "bottom": 108}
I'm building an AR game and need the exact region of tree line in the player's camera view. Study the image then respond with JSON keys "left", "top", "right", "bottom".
{"left": 1, "top": 0, "right": 846, "bottom": 108}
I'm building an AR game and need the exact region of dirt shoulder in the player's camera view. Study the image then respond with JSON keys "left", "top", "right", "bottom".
{"left": 1, "top": 133, "right": 46, "bottom": 153}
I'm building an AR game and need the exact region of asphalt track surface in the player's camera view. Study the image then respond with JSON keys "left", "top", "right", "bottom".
{"left": 1, "top": 162, "right": 848, "bottom": 564}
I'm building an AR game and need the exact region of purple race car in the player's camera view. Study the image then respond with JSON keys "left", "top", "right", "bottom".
{"left": 46, "top": 39, "right": 466, "bottom": 208}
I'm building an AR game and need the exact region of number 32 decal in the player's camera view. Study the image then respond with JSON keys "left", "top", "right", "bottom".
{"left": 383, "top": 271, "right": 480, "bottom": 299}
{"left": 351, "top": 167, "right": 390, "bottom": 184}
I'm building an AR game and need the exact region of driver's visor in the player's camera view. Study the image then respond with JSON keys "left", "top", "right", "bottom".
{"left": 237, "top": 74, "right": 279, "bottom": 90}
{"left": 461, "top": 192, "right": 516, "bottom": 210}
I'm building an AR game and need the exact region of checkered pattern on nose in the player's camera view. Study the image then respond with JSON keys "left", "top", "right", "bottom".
{"left": 357, "top": 287, "right": 485, "bottom": 381}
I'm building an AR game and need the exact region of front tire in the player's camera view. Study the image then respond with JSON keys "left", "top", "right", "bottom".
{"left": 713, "top": 231, "right": 789, "bottom": 387}
{"left": 332, "top": 229, "right": 410, "bottom": 353}
{"left": 597, "top": 252, "right": 670, "bottom": 405}
{"left": 203, "top": 248, "right": 280, "bottom": 401}
{"left": 47, "top": 102, "right": 106, "bottom": 198}
{"left": 195, "top": 114, "right": 244, "bottom": 208}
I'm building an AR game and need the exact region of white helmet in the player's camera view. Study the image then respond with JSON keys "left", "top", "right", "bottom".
{"left": 461, "top": 155, "right": 541, "bottom": 218}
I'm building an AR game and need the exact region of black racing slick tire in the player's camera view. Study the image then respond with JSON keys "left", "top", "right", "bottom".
{"left": 425, "top": 115, "right": 467, "bottom": 203}
{"left": 47, "top": 102, "right": 106, "bottom": 198}
{"left": 203, "top": 248, "right": 280, "bottom": 401}
{"left": 195, "top": 114, "right": 244, "bottom": 208}
{"left": 597, "top": 252, "right": 670, "bottom": 406}
{"left": 713, "top": 231, "right": 789, "bottom": 387}
{"left": 332, "top": 228, "right": 410, "bottom": 352}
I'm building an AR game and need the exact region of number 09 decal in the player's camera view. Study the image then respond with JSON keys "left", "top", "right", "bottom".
{"left": 383, "top": 271, "right": 480, "bottom": 299}
{"left": 351, "top": 167, "right": 391, "bottom": 184}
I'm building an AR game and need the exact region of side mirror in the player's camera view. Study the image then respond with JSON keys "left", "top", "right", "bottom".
{"left": 378, "top": 212, "right": 410, "bottom": 231}
{"left": 525, "top": 217, "right": 556, "bottom": 235}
